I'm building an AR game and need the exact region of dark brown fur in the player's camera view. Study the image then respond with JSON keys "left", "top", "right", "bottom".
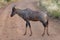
{"left": 10, "top": 6, "right": 49, "bottom": 36}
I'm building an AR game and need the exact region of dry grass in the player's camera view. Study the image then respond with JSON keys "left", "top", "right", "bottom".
{"left": 0, "top": 0, "right": 22, "bottom": 8}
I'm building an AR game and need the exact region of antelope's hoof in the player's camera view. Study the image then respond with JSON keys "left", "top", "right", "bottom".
{"left": 47, "top": 33, "right": 49, "bottom": 36}
{"left": 24, "top": 33, "right": 26, "bottom": 36}
{"left": 42, "top": 33, "right": 45, "bottom": 36}
{"left": 29, "top": 34, "right": 32, "bottom": 36}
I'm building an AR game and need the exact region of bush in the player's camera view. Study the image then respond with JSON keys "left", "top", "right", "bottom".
{"left": 38, "top": 0, "right": 60, "bottom": 19}
{"left": 50, "top": 10, "right": 60, "bottom": 19}
{"left": 5, "top": 0, "right": 11, "bottom": 2}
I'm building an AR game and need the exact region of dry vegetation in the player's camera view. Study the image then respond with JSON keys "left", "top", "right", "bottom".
{"left": 0, "top": 0, "right": 21, "bottom": 8}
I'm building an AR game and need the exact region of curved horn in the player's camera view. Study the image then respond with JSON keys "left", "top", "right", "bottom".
{"left": 12, "top": 5, "right": 16, "bottom": 12}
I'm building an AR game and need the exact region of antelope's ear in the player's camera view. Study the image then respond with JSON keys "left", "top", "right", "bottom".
{"left": 12, "top": 5, "right": 16, "bottom": 11}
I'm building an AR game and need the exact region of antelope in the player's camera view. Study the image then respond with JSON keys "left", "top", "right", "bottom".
{"left": 10, "top": 6, "right": 49, "bottom": 36}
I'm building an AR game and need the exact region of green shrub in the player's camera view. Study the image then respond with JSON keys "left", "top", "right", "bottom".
{"left": 38, "top": 0, "right": 60, "bottom": 19}
{"left": 5, "top": 0, "right": 11, "bottom": 2}
{"left": 50, "top": 10, "right": 60, "bottom": 19}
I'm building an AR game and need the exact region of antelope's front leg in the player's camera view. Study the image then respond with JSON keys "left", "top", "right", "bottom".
{"left": 29, "top": 25, "right": 32, "bottom": 36}
{"left": 27, "top": 21, "right": 32, "bottom": 36}
{"left": 24, "top": 22, "right": 28, "bottom": 35}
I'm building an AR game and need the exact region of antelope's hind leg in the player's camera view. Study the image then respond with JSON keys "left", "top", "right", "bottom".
{"left": 42, "top": 26, "right": 46, "bottom": 36}
{"left": 42, "top": 20, "right": 49, "bottom": 36}
{"left": 46, "top": 22, "right": 49, "bottom": 36}
{"left": 46, "top": 20, "right": 49, "bottom": 36}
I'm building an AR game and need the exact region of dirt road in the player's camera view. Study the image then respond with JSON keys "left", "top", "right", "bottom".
{"left": 0, "top": 0, "right": 60, "bottom": 40}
